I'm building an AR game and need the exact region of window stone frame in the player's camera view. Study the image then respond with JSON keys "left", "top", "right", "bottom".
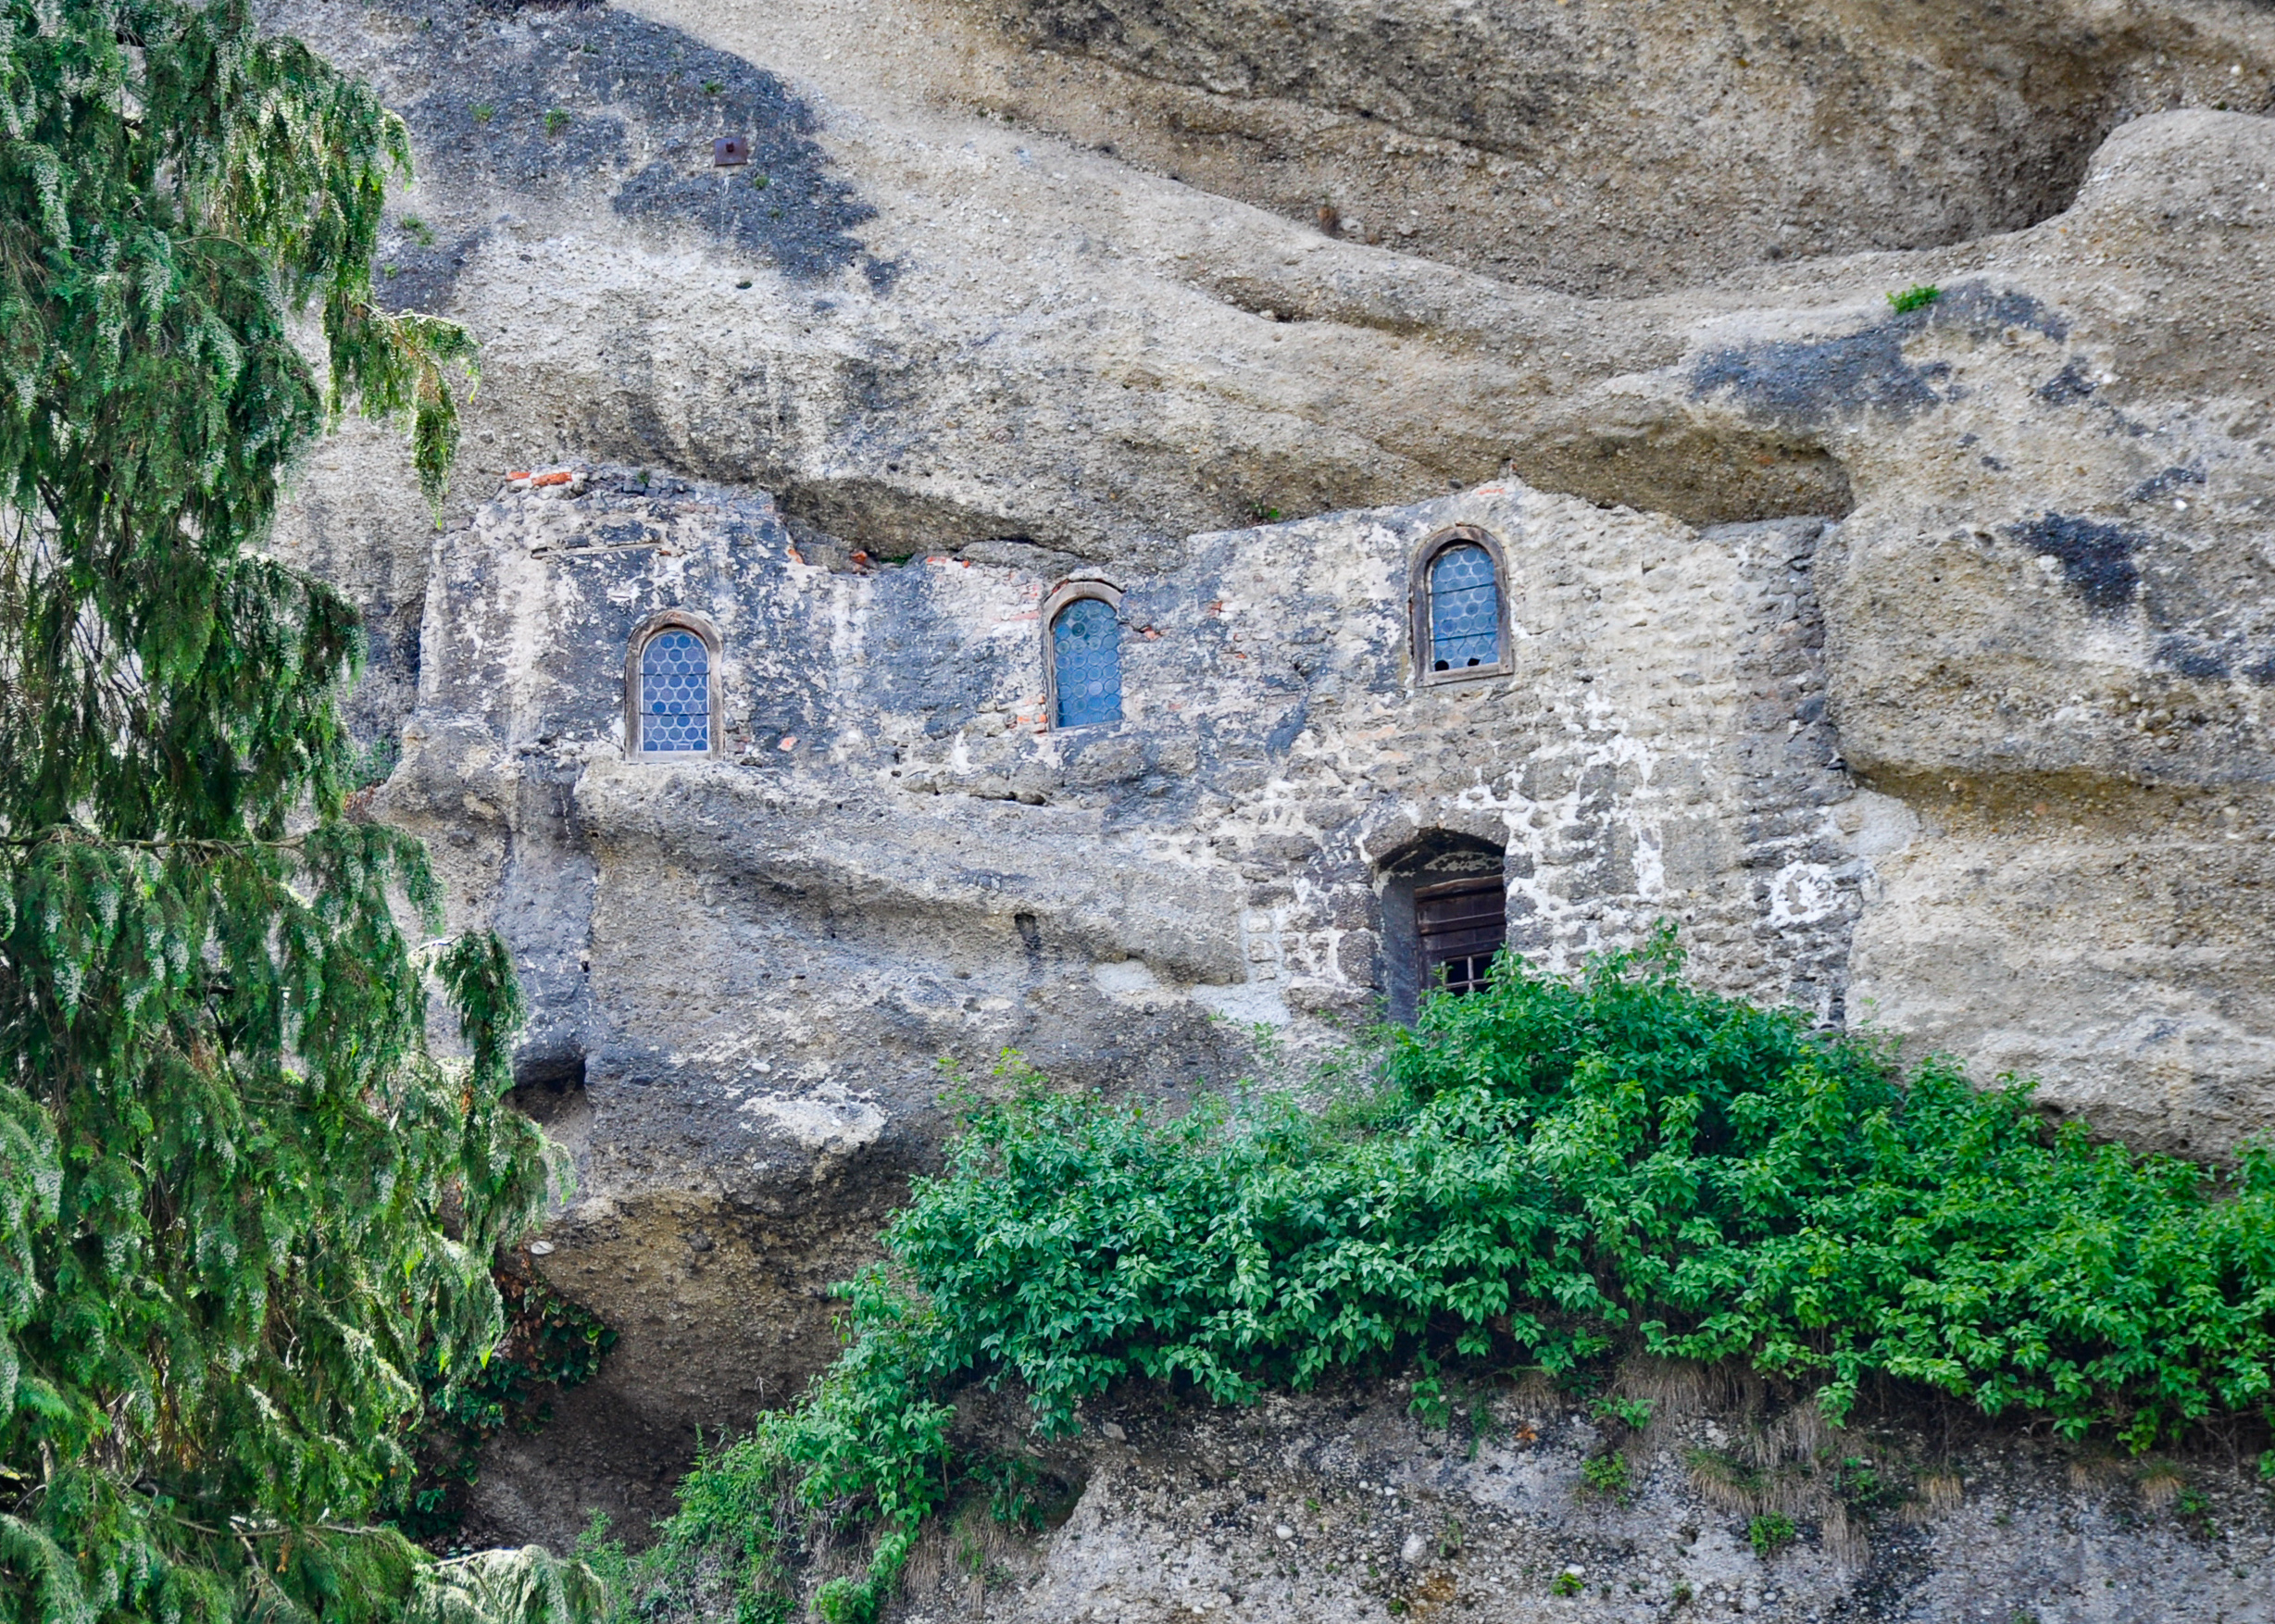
{"left": 1408, "top": 524, "right": 1514, "bottom": 687}
{"left": 625, "top": 608, "right": 725, "bottom": 759}
{"left": 1041, "top": 577, "right": 1127, "bottom": 731}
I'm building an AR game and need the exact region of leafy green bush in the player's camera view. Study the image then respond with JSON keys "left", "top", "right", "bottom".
{"left": 1591, "top": 1395, "right": 1654, "bottom": 1431}
{"left": 1887, "top": 283, "right": 1943, "bottom": 313}
{"left": 1580, "top": 1454, "right": 1631, "bottom": 1502}
{"left": 641, "top": 933, "right": 2275, "bottom": 1617}
{"left": 636, "top": 1274, "right": 954, "bottom": 1624}
{"left": 1747, "top": 1512, "right": 1797, "bottom": 1557}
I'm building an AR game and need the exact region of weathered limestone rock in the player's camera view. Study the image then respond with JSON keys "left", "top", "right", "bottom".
{"left": 968, "top": 0, "right": 2275, "bottom": 296}
{"left": 940, "top": 1377, "right": 2275, "bottom": 1624}
{"left": 255, "top": 0, "right": 2275, "bottom": 1568}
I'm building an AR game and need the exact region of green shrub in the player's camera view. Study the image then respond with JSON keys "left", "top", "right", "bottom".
{"left": 1581, "top": 1454, "right": 1631, "bottom": 1502}
{"left": 1747, "top": 1512, "right": 1796, "bottom": 1557}
{"left": 1887, "top": 283, "right": 1942, "bottom": 313}
{"left": 394, "top": 1263, "right": 616, "bottom": 1541}
{"left": 1550, "top": 1571, "right": 1585, "bottom": 1597}
{"left": 1591, "top": 1395, "right": 1654, "bottom": 1431}
{"left": 640, "top": 932, "right": 2275, "bottom": 1617}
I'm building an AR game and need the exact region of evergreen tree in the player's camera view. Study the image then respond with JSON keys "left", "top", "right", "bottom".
{"left": 0, "top": 2, "right": 600, "bottom": 1617}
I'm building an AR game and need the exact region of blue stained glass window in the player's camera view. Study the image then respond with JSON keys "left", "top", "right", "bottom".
{"left": 641, "top": 628, "right": 711, "bottom": 752}
{"left": 1428, "top": 543, "right": 1500, "bottom": 672}
{"left": 1052, "top": 597, "right": 1123, "bottom": 728}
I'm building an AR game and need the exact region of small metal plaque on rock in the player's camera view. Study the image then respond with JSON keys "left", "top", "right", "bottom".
{"left": 714, "top": 136, "right": 749, "bottom": 167}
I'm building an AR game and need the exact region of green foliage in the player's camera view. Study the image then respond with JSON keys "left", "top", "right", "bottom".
{"left": 2173, "top": 1482, "right": 2219, "bottom": 1540}
{"left": 633, "top": 1273, "right": 952, "bottom": 1623}
{"left": 544, "top": 108, "right": 571, "bottom": 138}
{"left": 648, "top": 934, "right": 2275, "bottom": 1617}
{"left": 969, "top": 1454, "right": 1044, "bottom": 1532}
{"left": 1, "top": 0, "right": 476, "bottom": 530}
{"left": 0, "top": 1, "right": 583, "bottom": 1618}
{"left": 1833, "top": 1455, "right": 1901, "bottom": 1517}
{"left": 1579, "top": 1455, "right": 1631, "bottom": 1503}
{"left": 1550, "top": 1571, "right": 1584, "bottom": 1597}
{"left": 1746, "top": 1512, "right": 1796, "bottom": 1558}
{"left": 570, "top": 1514, "right": 633, "bottom": 1624}
{"left": 406, "top": 1546, "right": 611, "bottom": 1624}
{"left": 1591, "top": 1395, "right": 1653, "bottom": 1431}
{"left": 1887, "top": 283, "right": 1943, "bottom": 313}
{"left": 355, "top": 732, "right": 406, "bottom": 791}
{"left": 396, "top": 1262, "right": 616, "bottom": 1543}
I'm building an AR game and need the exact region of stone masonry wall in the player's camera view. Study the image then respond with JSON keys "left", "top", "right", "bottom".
{"left": 381, "top": 468, "right": 1872, "bottom": 1538}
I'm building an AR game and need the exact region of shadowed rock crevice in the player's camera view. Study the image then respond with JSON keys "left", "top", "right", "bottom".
{"left": 1513, "top": 422, "right": 1856, "bottom": 530}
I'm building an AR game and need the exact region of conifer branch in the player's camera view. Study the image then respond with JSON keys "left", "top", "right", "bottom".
{"left": 0, "top": 2, "right": 583, "bottom": 1618}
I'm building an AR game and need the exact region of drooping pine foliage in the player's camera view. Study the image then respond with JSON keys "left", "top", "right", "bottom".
{"left": 644, "top": 936, "right": 2275, "bottom": 1623}
{"left": 0, "top": 3, "right": 594, "bottom": 1618}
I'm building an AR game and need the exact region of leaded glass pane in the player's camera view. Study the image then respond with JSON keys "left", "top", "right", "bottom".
{"left": 641, "top": 628, "right": 711, "bottom": 752}
{"left": 1052, "top": 597, "right": 1123, "bottom": 728}
{"left": 1429, "top": 543, "right": 1500, "bottom": 672}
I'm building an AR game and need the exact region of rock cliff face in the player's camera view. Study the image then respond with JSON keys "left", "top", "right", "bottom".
{"left": 263, "top": 0, "right": 2275, "bottom": 1600}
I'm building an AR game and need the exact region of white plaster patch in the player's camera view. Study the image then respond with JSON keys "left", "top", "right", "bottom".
{"left": 737, "top": 1083, "right": 887, "bottom": 1152}
{"left": 1768, "top": 861, "right": 1842, "bottom": 927}
{"left": 1192, "top": 980, "right": 1292, "bottom": 1026}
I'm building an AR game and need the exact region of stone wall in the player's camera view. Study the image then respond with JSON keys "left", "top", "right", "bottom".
{"left": 381, "top": 466, "right": 1871, "bottom": 1536}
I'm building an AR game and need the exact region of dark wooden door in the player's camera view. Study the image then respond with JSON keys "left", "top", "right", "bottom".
{"left": 1414, "top": 876, "right": 1506, "bottom": 996}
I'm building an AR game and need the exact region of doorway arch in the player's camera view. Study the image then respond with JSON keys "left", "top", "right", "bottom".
{"left": 1374, "top": 831, "right": 1509, "bottom": 1023}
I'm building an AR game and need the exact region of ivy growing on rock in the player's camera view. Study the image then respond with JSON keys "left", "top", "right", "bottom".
{"left": 642, "top": 933, "right": 2275, "bottom": 1621}
{"left": 0, "top": 2, "right": 596, "bottom": 1618}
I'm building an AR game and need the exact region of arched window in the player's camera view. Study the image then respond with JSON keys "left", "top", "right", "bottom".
{"left": 1428, "top": 543, "right": 1499, "bottom": 671}
{"left": 1048, "top": 591, "right": 1123, "bottom": 729}
{"left": 1412, "top": 528, "right": 1510, "bottom": 682}
{"left": 629, "top": 618, "right": 719, "bottom": 756}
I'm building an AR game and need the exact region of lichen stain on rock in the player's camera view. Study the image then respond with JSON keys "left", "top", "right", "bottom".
{"left": 358, "top": 0, "right": 893, "bottom": 301}
{"left": 2001, "top": 512, "right": 2142, "bottom": 616}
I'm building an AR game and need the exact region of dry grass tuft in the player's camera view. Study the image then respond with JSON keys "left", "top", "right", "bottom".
{"left": 897, "top": 1498, "right": 1037, "bottom": 1614}
{"left": 1822, "top": 1501, "right": 1871, "bottom": 1568}
{"left": 2136, "top": 1461, "right": 2186, "bottom": 1510}
{"left": 1685, "top": 1447, "right": 1761, "bottom": 1515}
